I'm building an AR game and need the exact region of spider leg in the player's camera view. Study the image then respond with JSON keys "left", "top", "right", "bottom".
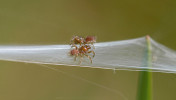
{"left": 71, "top": 44, "right": 78, "bottom": 49}
{"left": 84, "top": 54, "right": 92, "bottom": 63}
{"left": 88, "top": 50, "right": 95, "bottom": 57}
{"left": 91, "top": 43, "right": 95, "bottom": 49}
{"left": 74, "top": 54, "right": 78, "bottom": 61}
{"left": 70, "top": 37, "right": 75, "bottom": 45}
{"left": 79, "top": 54, "right": 83, "bottom": 65}
{"left": 70, "top": 40, "right": 73, "bottom": 45}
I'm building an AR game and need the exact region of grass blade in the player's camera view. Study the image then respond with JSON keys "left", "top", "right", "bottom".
{"left": 137, "top": 35, "right": 152, "bottom": 100}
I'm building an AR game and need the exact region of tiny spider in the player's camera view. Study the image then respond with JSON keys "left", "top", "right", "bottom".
{"left": 78, "top": 45, "right": 95, "bottom": 57}
{"left": 70, "top": 36, "right": 84, "bottom": 46}
{"left": 70, "top": 45, "right": 95, "bottom": 64}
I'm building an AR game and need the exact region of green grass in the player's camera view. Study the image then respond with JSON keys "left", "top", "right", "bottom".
{"left": 137, "top": 35, "right": 152, "bottom": 100}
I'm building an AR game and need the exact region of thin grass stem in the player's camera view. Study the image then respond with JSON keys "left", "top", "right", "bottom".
{"left": 137, "top": 35, "right": 152, "bottom": 100}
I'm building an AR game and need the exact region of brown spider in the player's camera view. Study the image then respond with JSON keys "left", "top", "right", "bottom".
{"left": 70, "top": 36, "right": 84, "bottom": 46}
{"left": 70, "top": 45, "right": 95, "bottom": 64}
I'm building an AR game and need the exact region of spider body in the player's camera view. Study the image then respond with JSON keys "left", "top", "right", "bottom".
{"left": 79, "top": 45, "right": 90, "bottom": 53}
{"left": 84, "top": 36, "right": 96, "bottom": 49}
{"left": 84, "top": 36, "right": 96, "bottom": 44}
{"left": 70, "top": 48, "right": 79, "bottom": 61}
{"left": 70, "top": 49, "right": 79, "bottom": 56}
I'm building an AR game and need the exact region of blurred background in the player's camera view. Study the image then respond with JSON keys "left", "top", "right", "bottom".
{"left": 0, "top": 0, "right": 176, "bottom": 100}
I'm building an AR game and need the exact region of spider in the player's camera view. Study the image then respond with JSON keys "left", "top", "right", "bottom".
{"left": 70, "top": 45, "right": 95, "bottom": 64}
{"left": 70, "top": 36, "right": 84, "bottom": 46}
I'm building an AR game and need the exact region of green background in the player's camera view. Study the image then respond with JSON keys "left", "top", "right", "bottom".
{"left": 0, "top": 0, "right": 176, "bottom": 100}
